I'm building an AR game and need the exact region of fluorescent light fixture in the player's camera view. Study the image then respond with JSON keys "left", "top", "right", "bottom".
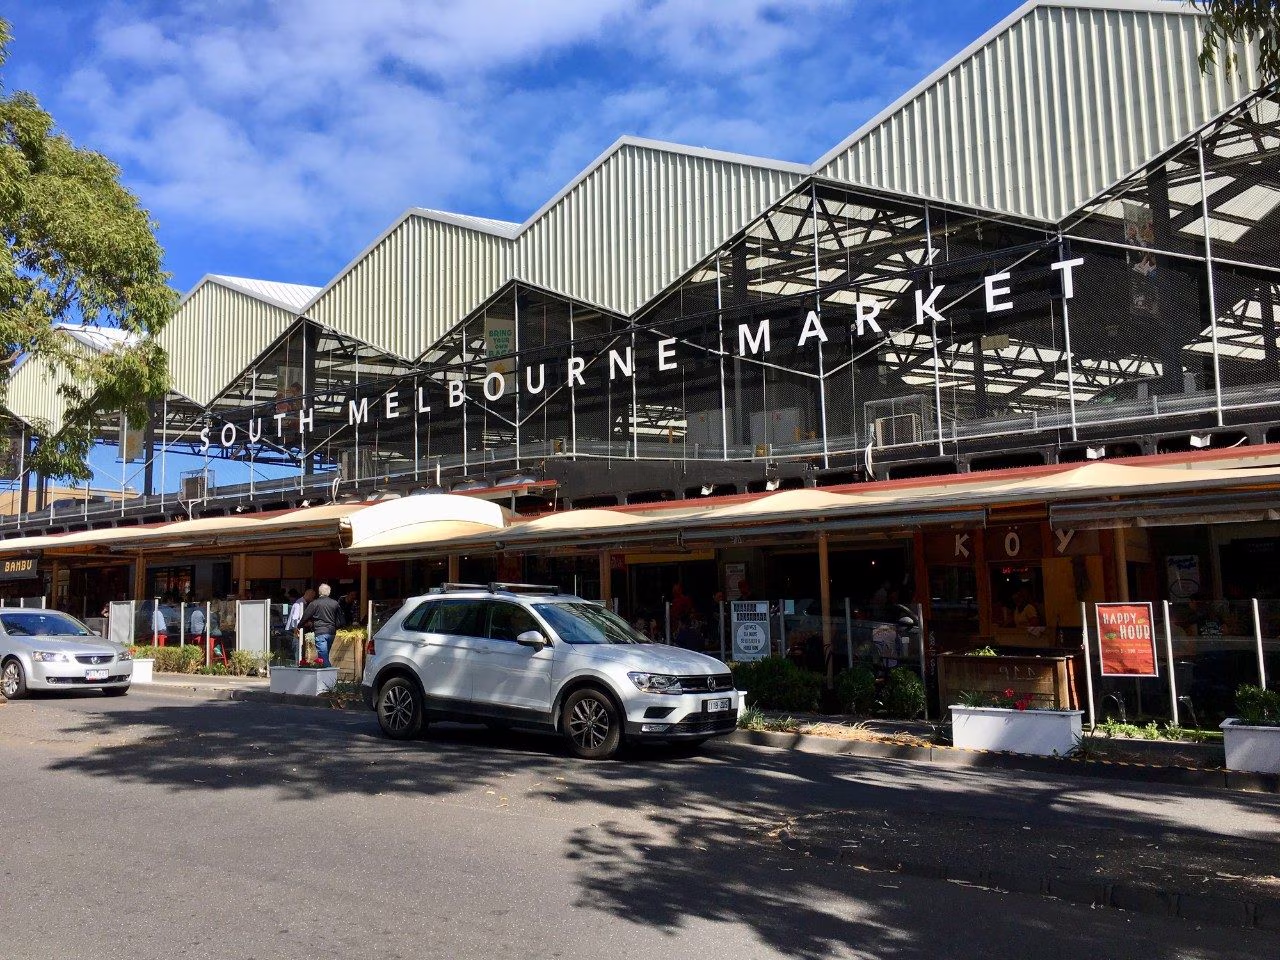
{"left": 765, "top": 477, "right": 781, "bottom": 491}
{"left": 1189, "top": 433, "right": 1211, "bottom": 449}
{"left": 700, "top": 484, "right": 715, "bottom": 496}
{"left": 1085, "top": 446, "right": 1107, "bottom": 460}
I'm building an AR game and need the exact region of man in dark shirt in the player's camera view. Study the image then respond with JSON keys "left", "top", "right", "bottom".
{"left": 300, "top": 583, "right": 346, "bottom": 667}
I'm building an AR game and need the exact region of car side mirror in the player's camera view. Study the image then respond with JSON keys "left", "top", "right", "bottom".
{"left": 516, "top": 630, "right": 549, "bottom": 651}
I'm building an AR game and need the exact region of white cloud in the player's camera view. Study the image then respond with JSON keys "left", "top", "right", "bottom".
{"left": 42, "top": 0, "right": 989, "bottom": 282}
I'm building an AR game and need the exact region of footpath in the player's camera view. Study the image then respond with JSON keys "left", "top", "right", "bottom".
{"left": 129, "top": 676, "right": 1280, "bottom": 931}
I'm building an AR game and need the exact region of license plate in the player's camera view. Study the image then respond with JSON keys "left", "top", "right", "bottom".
{"left": 704, "top": 697, "right": 732, "bottom": 713}
{"left": 85, "top": 668, "right": 108, "bottom": 681}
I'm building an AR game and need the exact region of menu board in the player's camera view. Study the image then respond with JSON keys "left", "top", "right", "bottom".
{"left": 1095, "top": 602, "right": 1158, "bottom": 677}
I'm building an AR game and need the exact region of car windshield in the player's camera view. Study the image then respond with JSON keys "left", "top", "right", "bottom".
{"left": 0, "top": 611, "right": 95, "bottom": 637}
{"left": 533, "top": 601, "right": 645, "bottom": 645}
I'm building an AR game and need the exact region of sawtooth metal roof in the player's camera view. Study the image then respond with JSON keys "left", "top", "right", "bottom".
{"left": 19, "top": 0, "right": 1254, "bottom": 432}
{"left": 813, "top": 0, "right": 1261, "bottom": 222}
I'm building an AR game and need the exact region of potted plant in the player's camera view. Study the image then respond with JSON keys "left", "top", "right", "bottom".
{"left": 950, "top": 688, "right": 1084, "bottom": 757}
{"left": 269, "top": 658, "right": 339, "bottom": 697}
{"left": 128, "top": 646, "right": 155, "bottom": 684}
{"left": 1221, "top": 684, "right": 1280, "bottom": 774}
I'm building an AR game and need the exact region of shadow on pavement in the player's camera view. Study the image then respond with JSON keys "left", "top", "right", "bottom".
{"left": 29, "top": 696, "right": 1280, "bottom": 959}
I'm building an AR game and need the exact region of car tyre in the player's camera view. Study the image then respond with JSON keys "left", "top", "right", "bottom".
{"left": 562, "top": 687, "right": 622, "bottom": 760}
{"left": 103, "top": 685, "right": 129, "bottom": 697}
{"left": 376, "top": 676, "right": 424, "bottom": 740}
{"left": 1, "top": 658, "right": 27, "bottom": 700}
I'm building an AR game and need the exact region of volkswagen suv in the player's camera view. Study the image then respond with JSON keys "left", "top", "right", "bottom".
{"left": 360, "top": 583, "right": 740, "bottom": 759}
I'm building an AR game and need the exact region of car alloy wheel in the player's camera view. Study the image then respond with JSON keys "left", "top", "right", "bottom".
{"left": 562, "top": 688, "right": 621, "bottom": 760}
{"left": 376, "top": 677, "right": 423, "bottom": 740}
{"left": 2, "top": 659, "right": 27, "bottom": 700}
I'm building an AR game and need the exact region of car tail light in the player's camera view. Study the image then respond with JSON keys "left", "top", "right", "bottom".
{"left": 365, "top": 636, "right": 376, "bottom": 656}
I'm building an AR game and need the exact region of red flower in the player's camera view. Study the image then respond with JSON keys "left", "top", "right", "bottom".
{"left": 1004, "top": 688, "right": 1015, "bottom": 698}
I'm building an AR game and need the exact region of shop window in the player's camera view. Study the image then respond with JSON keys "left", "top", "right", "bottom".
{"left": 991, "top": 563, "right": 1046, "bottom": 642}
{"left": 928, "top": 565, "right": 979, "bottom": 636}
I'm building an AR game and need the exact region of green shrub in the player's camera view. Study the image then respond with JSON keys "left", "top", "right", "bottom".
{"left": 227, "top": 650, "right": 269, "bottom": 677}
{"left": 196, "top": 663, "right": 229, "bottom": 675}
{"left": 883, "top": 667, "right": 926, "bottom": 719}
{"left": 131, "top": 644, "right": 205, "bottom": 674}
{"left": 834, "top": 665, "right": 877, "bottom": 714}
{"left": 1236, "top": 684, "right": 1280, "bottom": 726}
{"left": 730, "top": 657, "right": 821, "bottom": 712}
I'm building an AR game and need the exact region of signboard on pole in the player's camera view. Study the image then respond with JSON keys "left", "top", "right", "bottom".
{"left": 1095, "top": 602, "right": 1158, "bottom": 677}
{"left": 731, "top": 600, "right": 770, "bottom": 662}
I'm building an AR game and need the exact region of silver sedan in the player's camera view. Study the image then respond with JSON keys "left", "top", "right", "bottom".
{"left": 0, "top": 609, "right": 134, "bottom": 699}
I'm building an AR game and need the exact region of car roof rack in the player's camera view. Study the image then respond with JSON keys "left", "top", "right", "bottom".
{"left": 438, "top": 582, "right": 561, "bottom": 596}
{"left": 488, "top": 582, "right": 560, "bottom": 595}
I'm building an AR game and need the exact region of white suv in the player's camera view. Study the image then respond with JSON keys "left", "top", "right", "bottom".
{"left": 360, "top": 584, "right": 740, "bottom": 759}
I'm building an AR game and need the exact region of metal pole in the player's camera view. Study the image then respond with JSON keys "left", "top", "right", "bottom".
{"left": 152, "top": 597, "right": 159, "bottom": 647}
{"left": 1058, "top": 231, "right": 1079, "bottom": 442}
{"left": 923, "top": 201, "right": 945, "bottom": 456}
{"left": 205, "top": 600, "right": 212, "bottom": 667}
{"left": 513, "top": 286, "right": 521, "bottom": 469}
{"left": 1163, "top": 600, "right": 1179, "bottom": 726}
{"left": 812, "top": 183, "right": 829, "bottom": 469}
{"left": 778, "top": 604, "right": 787, "bottom": 659}
{"left": 844, "top": 597, "right": 853, "bottom": 670}
{"left": 1197, "top": 133, "right": 1225, "bottom": 427}
{"left": 1080, "top": 601, "right": 1096, "bottom": 731}
{"left": 916, "top": 602, "right": 928, "bottom": 721}
{"left": 716, "top": 256, "right": 728, "bottom": 460}
{"left": 569, "top": 304, "right": 577, "bottom": 459}
{"left": 664, "top": 601, "right": 671, "bottom": 645}
{"left": 719, "top": 599, "right": 727, "bottom": 662}
{"left": 179, "top": 601, "right": 186, "bottom": 647}
{"left": 1253, "top": 597, "right": 1268, "bottom": 690}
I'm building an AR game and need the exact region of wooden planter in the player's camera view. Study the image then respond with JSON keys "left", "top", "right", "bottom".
{"left": 270, "top": 667, "right": 338, "bottom": 697}
{"left": 1221, "top": 719, "right": 1280, "bottom": 774}
{"left": 938, "top": 653, "right": 1078, "bottom": 711}
{"left": 951, "top": 704, "right": 1083, "bottom": 756}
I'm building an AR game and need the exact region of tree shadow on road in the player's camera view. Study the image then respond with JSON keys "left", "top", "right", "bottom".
{"left": 27, "top": 695, "right": 1280, "bottom": 959}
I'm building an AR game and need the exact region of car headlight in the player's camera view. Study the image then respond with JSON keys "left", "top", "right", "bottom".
{"left": 116, "top": 648, "right": 133, "bottom": 662}
{"left": 32, "top": 651, "right": 71, "bottom": 663}
{"left": 628, "top": 672, "right": 683, "bottom": 694}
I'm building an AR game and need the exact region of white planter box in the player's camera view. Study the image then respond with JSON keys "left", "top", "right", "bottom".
{"left": 1221, "top": 719, "right": 1280, "bottom": 774}
{"left": 270, "top": 667, "right": 338, "bottom": 697}
{"left": 951, "top": 705, "right": 1083, "bottom": 757}
{"left": 131, "top": 658, "right": 154, "bottom": 684}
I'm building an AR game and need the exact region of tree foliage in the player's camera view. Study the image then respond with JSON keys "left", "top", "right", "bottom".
{"left": 1194, "top": 1, "right": 1280, "bottom": 84}
{"left": 0, "top": 19, "right": 175, "bottom": 481}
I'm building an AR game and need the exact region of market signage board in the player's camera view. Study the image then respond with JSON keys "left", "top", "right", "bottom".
{"left": 731, "top": 600, "right": 771, "bottom": 662}
{"left": 1095, "top": 602, "right": 1158, "bottom": 677}
{"left": 199, "top": 257, "right": 1088, "bottom": 453}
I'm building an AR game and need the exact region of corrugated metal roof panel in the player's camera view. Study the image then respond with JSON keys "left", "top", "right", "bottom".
{"left": 158, "top": 278, "right": 298, "bottom": 406}
{"left": 305, "top": 212, "right": 514, "bottom": 360}
{"left": 516, "top": 140, "right": 806, "bottom": 316}
{"left": 207, "top": 276, "right": 321, "bottom": 311}
{"left": 814, "top": 0, "right": 1259, "bottom": 222}
{"left": 4, "top": 352, "right": 82, "bottom": 433}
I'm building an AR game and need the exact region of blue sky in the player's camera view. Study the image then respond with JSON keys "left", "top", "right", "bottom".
{"left": 4, "top": 0, "right": 1023, "bottom": 490}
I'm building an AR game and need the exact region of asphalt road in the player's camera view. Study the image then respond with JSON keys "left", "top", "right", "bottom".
{"left": 1, "top": 689, "right": 1276, "bottom": 960}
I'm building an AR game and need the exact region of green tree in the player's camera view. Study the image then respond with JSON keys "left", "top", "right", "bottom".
{"left": 1194, "top": 1, "right": 1280, "bottom": 83}
{"left": 0, "top": 19, "right": 174, "bottom": 481}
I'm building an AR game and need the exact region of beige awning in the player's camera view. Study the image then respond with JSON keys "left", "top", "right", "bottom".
{"left": 0, "top": 501, "right": 378, "bottom": 558}
{"left": 340, "top": 460, "right": 1280, "bottom": 560}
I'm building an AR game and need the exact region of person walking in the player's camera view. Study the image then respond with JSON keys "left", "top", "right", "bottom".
{"left": 300, "top": 583, "right": 345, "bottom": 668}
{"left": 286, "top": 588, "right": 314, "bottom": 664}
